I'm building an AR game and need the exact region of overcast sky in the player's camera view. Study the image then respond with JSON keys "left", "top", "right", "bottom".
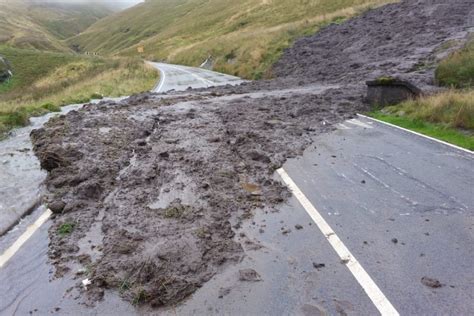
{"left": 24, "top": 0, "right": 144, "bottom": 9}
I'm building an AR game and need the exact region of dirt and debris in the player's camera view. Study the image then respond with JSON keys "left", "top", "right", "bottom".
{"left": 239, "top": 269, "right": 262, "bottom": 282}
{"left": 421, "top": 277, "right": 444, "bottom": 288}
{"left": 273, "top": 0, "right": 471, "bottom": 92}
{"left": 313, "top": 263, "right": 326, "bottom": 269}
{"left": 30, "top": 0, "right": 471, "bottom": 309}
{"left": 218, "top": 287, "right": 232, "bottom": 298}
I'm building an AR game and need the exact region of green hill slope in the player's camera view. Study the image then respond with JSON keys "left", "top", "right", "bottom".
{"left": 68, "top": 0, "right": 394, "bottom": 78}
{"left": 0, "top": 46, "right": 157, "bottom": 135}
{"left": 0, "top": 0, "right": 113, "bottom": 52}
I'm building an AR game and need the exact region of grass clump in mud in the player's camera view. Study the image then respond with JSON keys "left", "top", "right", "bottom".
{"left": 57, "top": 222, "right": 75, "bottom": 236}
{"left": 195, "top": 227, "right": 209, "bottom": 239}
{"left": 132, "top": 288, "right": 149, "bottom": 306}
{"left": 375, "top": 76, "right": 396, "bottom": 85}
{"left": 163, "top": 203, "right": 188, "bottom": 219}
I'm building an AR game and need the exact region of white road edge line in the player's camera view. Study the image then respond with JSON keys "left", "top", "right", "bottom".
{"left": 277, "top": 168, "right": 399, "bottom": 316}
{"left": 164, "top": 64, "right": 216, "bottom": 86}
{"left": 152, "top": 63, "right": 166, "bottom": 93}
{"left": 0, "top": 209, "right": 52, "bottom": 268}
{"left": 357, "top": 114, "right": 473, "bottom": 154}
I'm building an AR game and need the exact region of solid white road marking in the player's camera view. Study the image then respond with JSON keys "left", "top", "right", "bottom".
{"left": 155, "top": 67, "right": 166, "bottom": 93}
{"left": 347, "top": 118, "right": 373, "bottom": 129}
{"left": 0, "top": 209, "right": 52, "bottom": 268}
{"left": 277, "top": 168, "right": 399, "bottom": 316}
{"left": 163, "top": 64, "right": 216, "bottom": 86}
{"left": 357, "top": 114, "right": 473, "bottom": 154}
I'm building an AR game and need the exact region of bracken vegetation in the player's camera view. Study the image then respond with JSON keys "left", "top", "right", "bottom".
{"left": 68, "top": 0, "right": 395, "bottom": 79}
{"left": 436, "top": 39, "right": 474, "bottom": 88}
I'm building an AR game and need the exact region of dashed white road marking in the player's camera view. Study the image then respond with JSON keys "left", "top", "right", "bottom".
{"left": 277, "top": 168, "right": 399, "bottom": 316}
{"left": 347, "top": 118, "right": 373, "bottom": 129}
{"left": 337, "top": 123, "right": 351, "bottom": 130}
{"left": 0, "top": 209, "right": 52, "bottom": 268}
{"left": 357, "top": 114, "right": 473, "bottom": 154}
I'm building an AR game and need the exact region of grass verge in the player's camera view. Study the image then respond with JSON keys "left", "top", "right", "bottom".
{"left": 369, "top": 111, "right": 474, "bottom": 151}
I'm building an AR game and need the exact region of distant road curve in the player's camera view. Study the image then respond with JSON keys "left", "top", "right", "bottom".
{"left": 148, "top": 62, "right": 244, "bottom": 93}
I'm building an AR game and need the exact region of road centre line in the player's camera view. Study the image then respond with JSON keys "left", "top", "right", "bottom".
{"left": 0, "top": 209, "right": 52, "bottom": 268}
{"left": 277, "top": 168, "right": 399, "bottom": 316}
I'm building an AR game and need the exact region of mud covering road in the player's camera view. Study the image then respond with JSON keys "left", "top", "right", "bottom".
{"left": 30, "top": 0, "right": 472, "bottom": 309}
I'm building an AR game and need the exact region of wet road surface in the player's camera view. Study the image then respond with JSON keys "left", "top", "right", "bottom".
{"left": 149, "top": 62, "right": 244, "bottom": 93}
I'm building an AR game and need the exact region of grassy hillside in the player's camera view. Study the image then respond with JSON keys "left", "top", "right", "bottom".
{"left": 0, "top": 46, "right": 158, "bottom": 136}
{"left": 0, "top": 0, "right": 113, "bottom": 52}
{"left": 68, "top": 0, "right": 394, "bottom": 79}
{"left": 28, "top": 2, "right": 114, "bottom": 40}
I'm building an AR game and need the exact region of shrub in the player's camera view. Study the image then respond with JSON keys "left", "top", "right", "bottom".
{"left": 383, "top": 90, "right": 474, "bottom": 130}
{"left": 436, "top": 40, "right": 474, "bottom": 88}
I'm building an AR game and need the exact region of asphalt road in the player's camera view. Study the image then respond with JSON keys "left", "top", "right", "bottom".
{"left": 148, "top": 62, "right": 244, "bottom": 93}
{"left": 0, "top": 64, "right": 472, "bottom": 315}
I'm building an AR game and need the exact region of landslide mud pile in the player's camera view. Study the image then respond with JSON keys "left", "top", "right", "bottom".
{"left": 31, "top": 89, "right": 362, "bottom": 306}
{"left": 273, "top": 0, "right": 472, "bottom": 89}
{"left": 31, "top": 0, "right": 472, "bottom": 309}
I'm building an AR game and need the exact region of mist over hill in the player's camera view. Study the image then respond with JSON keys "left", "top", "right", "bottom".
{"left": 0, "top": 0, "right": 116, "bottom": 51}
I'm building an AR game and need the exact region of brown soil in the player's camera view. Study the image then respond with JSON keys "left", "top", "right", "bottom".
{"left": 31, "top": 0, "right": 471, "bottom": 308}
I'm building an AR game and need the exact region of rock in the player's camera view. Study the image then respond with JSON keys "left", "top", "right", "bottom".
{"left": 247, "top": 150, "right": 271, "bottom": 163}
{"left": 421, "top": 277, "right": 443, "bottom": 288}
{"left": 239, "top": 269, "right": 261, "bottom": 282}
{"left": 391, "top": 238, "right": 398, "bottom": 244}
{"left": 49, "top": 200, "right": 66, "bottom": 213}
{"left": 313, "top": 262, "right": 326, "bottom": 269}
{"left": 218, "top": 287, "right": 231, "bottom": 298}
{"left": 295, "top": 224, "right": 303, "bottom": 230}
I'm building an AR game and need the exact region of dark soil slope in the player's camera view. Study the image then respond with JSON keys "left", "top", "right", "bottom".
{"left": 273, "top": 0, "right": 473, "bottom": 89}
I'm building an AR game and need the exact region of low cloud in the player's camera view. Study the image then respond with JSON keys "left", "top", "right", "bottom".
{"left": 19, "top": 0, "right": 144, "bottom": 9}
